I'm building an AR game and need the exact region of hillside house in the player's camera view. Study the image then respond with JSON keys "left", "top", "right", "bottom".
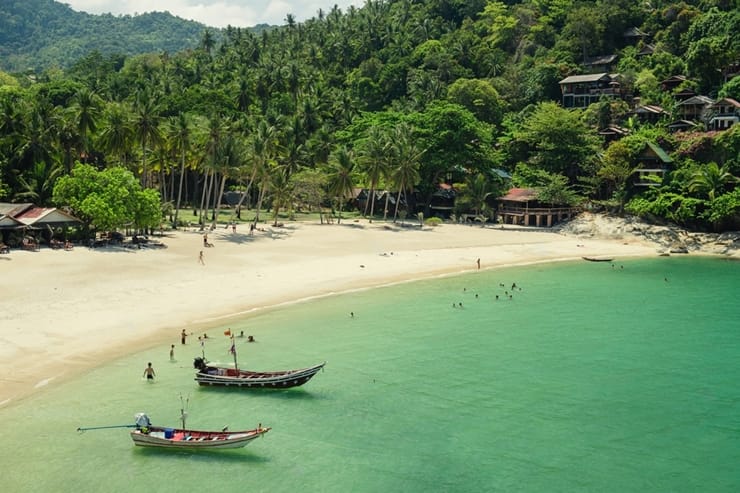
{"left": 632, "top": 142, "right": 673, "bottom": 187}
{"left": 559, "top": 73, "right": 622, "bottom": 108}
{"left": 676, "top": 95, "right": 714, "bottom": 121}
{"left": 707, "top": 98, "right": 740, "bottom": 131}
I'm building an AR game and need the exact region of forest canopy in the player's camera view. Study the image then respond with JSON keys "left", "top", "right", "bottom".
{"left": 0, "top": 0, "right": 738, "bottom": 233}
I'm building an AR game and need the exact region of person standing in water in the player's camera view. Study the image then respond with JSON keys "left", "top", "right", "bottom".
{"left": 143, "top": 362, "right": 156, "bottom": 381}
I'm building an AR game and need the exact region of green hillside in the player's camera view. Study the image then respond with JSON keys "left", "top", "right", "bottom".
{"left": 0, "top": 0, "right": 208, "bottom": 72}
{"left": 0, "top": 0, "right": 738, "bottom": 233}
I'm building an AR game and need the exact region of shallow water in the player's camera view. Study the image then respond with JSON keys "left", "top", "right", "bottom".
{"left": 2, "top": 256, "right": 739, "bottom": 492}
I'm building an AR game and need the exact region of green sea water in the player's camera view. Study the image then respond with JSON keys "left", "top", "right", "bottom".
{"left": 2, "top": 256, "right": 739, "bottom": 492}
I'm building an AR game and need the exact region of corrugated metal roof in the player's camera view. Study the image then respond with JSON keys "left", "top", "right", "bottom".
{"left": 679, "top": 95, "right": 714, "bottom": 106}
{"left": 497, "top": 188, "right": 538, "bottom": 202}
{"left": 559, "top": 73, "right": 610, "bottom": 84}
{"left": 646, "top": 142, "right": 673, "bottom": 163}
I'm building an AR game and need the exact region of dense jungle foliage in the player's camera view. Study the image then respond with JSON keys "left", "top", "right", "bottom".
{"left": 0, "top": 0, "right": 738, "bottom": 232}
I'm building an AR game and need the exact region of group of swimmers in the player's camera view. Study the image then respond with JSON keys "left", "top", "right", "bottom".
{"left": 454, "top": 282, "right": 522, "bottom": 307}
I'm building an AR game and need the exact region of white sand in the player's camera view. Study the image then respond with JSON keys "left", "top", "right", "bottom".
{"left": 0, "top": 219, "right": 659, "bottom": 406}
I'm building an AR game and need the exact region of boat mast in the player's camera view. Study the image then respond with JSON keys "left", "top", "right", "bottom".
{"left": 230, "top": 335, "right": 238, "bottom": 371}
{"left": 179, "top": 394, "right": 189, "bottom": 429}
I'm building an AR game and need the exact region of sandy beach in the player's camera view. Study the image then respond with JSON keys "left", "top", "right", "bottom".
{"left": 0, "top": 218, "right": 663, "bottom": 407}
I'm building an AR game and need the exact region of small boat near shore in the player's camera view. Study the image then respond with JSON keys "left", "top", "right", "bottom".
{"left": 129, "top": 413, "right": 270, "bottom": 449}
{"left": 582, "top": 256, "right": 613, "bottom": 262}
{"left": 194, "top": 356, "right": 325, "bottom": 389}
{"left": 77, "top": 399, "right": 270, "bottom": 450}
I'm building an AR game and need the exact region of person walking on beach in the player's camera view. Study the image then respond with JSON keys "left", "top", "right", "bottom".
{"left": 143, "top": 362, "right": 156, "bottom": 381}
{"left": 199, "top": 250, "right": 205, "bottom": 265}
{"left": 169, "top": 344, "right": 175, "bottom": 361}
{"left": 181, "top": 329, "right": 187, "bottom": 345}
{"left": 476, "top": 258, "right": 481, "bottom": 270}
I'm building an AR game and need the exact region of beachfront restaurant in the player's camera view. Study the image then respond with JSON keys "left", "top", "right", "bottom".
{"left": 496, "top": 188, "right": 578, "bottom": 227}
{"left": 0, "top": 203, "right": 82, "bottom": 249}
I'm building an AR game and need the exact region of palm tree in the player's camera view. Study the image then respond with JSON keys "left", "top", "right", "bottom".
{"left": 388, "top": 123, "right": 423, "bottom": 222}
{"left": 270, "top": 169, "right": 295, "bottom": 226}
{"left": 327, "top": 146, "right": 356, "bottom": 224}
{"left": 358, "top": 126, "right": 390, "bottom": 220}
{"left": 228, "top": 118, "right": 277, "bottom": 226}
{"left": 455, "top": 173, "right": 494, "bottom": 221}
{"left": 98, "top": 102, "right": 134, "bottom": 167}
{"left": 688, "top": 162, "right": 738, "bottom": 201}
{"left": 168, "top": 112, "right": 192, "bottom": 228}
{"left": 133, "top": 91, "right": 163, "bottom": 188}
{"left": 71, "top": 88, "right": 101, "bottom": 161}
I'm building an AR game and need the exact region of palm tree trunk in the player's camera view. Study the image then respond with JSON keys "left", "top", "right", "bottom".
{"left": 198, "top": 170, "right": 210, "bottom": 228}
{"left": 173, "top": 150, "right": 186, "bottom": 228}
{"left": 212, "top": 173, "right": 227, "bottom": 227}
{"left": 393, "top": 187, "right": 403, "bottom": 222}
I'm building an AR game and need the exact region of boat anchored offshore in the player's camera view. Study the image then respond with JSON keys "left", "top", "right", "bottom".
{"left": 129, "top": 413, "right": 270, "bottom": 449}
{"left": 194, "top": 356, "right": 325, "bottom": 389}
{"left": 193, "top": 334, "right": 325, "bottom": 389}
{"left": 77, "top": 397, "right": 270, "bottom": 450}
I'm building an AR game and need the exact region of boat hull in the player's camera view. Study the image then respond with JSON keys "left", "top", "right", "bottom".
{"left": 195, "top": 363, "right": 325, "bottom": 389}
{"left": 582, "top": 256, "right": 613, "bottom": 262}
{"left": 130, "top": 426, "right": 269, "bottom": 449}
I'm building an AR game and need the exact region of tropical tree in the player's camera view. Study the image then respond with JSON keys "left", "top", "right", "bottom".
{"left": 688, "top": 162, "right": 738, "bottom": 201}
{"left": 358, "top": 126, "right": 391, "bottom": 220}
{"left": 97, "top": 102, "right": 134, "bottom": 167}
{"left": 70, "top": 88, "right": 102, "bottom": 161}
{"left": 388, "top": 123, "right": 423, "bottom": 221}
{"left": 327, "top": 145, "right": 357, "bottom": 223}
{"left": 168, "top": 112, "right": 192, "bottom": 228}
{"left": 132, "top": 91, "right": 163, "bottom": 188}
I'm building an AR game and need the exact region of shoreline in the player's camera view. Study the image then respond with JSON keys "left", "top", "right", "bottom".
{"left": 0, "top": 217, "right": 710, "bottom": 408}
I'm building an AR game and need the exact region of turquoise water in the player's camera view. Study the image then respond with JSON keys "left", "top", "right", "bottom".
{"left": 2, "top": 256, "right": 739, "bottom": 492}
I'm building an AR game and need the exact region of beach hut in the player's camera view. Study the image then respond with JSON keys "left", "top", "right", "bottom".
{"left": 0, "top": 203, "right": 82, "bottom": 247}
{"left": 496, "top": 188, "right": 578, "bottom": 227}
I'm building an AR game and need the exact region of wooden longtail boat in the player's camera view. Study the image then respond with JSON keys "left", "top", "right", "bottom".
{"left": 194, "top": 356, "right": 325, "bottom": 389}
{"left": 77, "top": 402, "right": 270, "bottom": 450}
{"left": 582, "top": 256, "right": 614, "bottom": 262}
{"left": 130, "top": 414, "right": 270, "bottom": 449}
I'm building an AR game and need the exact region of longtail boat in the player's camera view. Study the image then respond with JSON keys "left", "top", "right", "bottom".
{"left": 582, "top": 256, "right": 614, "bottom": 262}
{"left": 194, "top": 356, "right": 325, "bottom": 389}
{"left": 129, "top": 413, "right": 270, "bottom": 449}
{"left": 77, "top": 398, "right": 270, "bottom": 450}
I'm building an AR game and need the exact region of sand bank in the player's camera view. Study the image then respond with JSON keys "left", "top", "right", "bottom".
{"left": 0, "top": 219, "right": 660, "bottom": 406}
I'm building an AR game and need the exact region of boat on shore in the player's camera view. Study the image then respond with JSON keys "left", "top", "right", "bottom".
{"left": 194, "top": 356, "right": 325, "bottom": 389}
{"left": 582, "top": 256, "right": 614, "bottom": 262}
{"left": 129, "top": 413, "right": 270, "bottom": 449}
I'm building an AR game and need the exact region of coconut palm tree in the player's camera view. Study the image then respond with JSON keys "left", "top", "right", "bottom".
{"left": 132, "top": 91, "right": 163, "bottom": 188}
{"left": 98, "top": 102, "right": 134, "bottom": 167}
{"left": 388, "top": 123, "right": 423, "bottom": 222}
{"left": 70, "top": 88, "right": 102, "bottom": 162}
{"left": 688, "top": 162, "right": 738, "bottom": 201}
{"left": 358, "top": 126, "right": 390, "bottom": 220}
{"left": 270, "top": 168, "right": 295, "bottom": 226}
{"left": 327, "top": 146, "right": 356, "bottom": 224}
{"left": 168, "top": 112, "right": 192, "bottom": 228}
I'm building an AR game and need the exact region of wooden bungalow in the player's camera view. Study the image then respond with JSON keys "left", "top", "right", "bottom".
{"left": 676, "top": 95, "right": 714, "bottom": 121}
{"left": 632, "top": 142, "right": 673, "bottom": 187}
{"left": 599, "top": 125, "right": 630, "bottom": 143}
{"left": 0, "top": 203, "right": 81, "bottom": 247}
{"left": 632, "top": 104, "right": 669, "bottom": 124}
{"left": 558, "top": 73, "right": 622, "bottom": 109}
{"left": 707, "top": 98, "right": 740, "bottom": 131}
{"left": 496, "top": 188, "right": 578, "bottom": 228}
